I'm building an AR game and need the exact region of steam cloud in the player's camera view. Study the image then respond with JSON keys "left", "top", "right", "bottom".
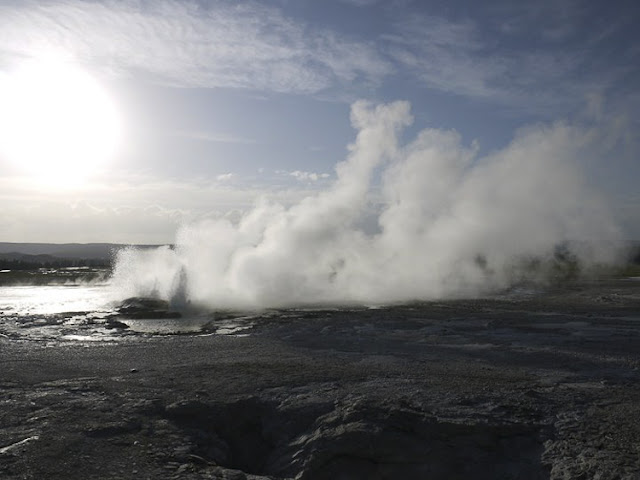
{"left": 111, "top": 101, "right": 622, "bottom": 309}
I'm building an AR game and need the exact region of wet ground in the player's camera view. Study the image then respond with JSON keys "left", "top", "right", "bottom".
{"left": 1, "top": 277, "right": 640, "bottom": 479}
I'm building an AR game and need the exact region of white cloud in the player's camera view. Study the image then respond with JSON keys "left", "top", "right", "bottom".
{"left": 289, "top": 170, "right": 331, "bottom": 182}
{"left": 386, "top": 9, "right": 629, "bottom": 112}
{"left": 338, "top": 0, "right": 381, "bottom": 6}
{"left": 385, "top": 15, "right": 510, "bottom": 100}
{"left": 216, "top": 173, "right": 235, "bottom": 182}
{"left": 0, "top": 0, "right": 391, "bottom": 94}
{"left": 490, "top": 0, "right": 584, "bottom": 42}
{"left": 0, "top": 171, "right": 324, "bottom": 243}
{"left": 0, "top": 1, "right": 629, "bottom": 113}
{"left": 270, "top": 170, "right": 332, "bottom": 184}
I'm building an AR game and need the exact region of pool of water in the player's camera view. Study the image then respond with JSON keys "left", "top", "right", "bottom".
{"left": 0, "top": 284, "right": 255, "bottom": 341}
{"left": 0, "top": 284, "right": 115, "bottom": 316}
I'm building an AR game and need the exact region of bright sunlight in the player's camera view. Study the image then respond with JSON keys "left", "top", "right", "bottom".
{"left": 0, "top": 58, "right": 121, "bottom": 184}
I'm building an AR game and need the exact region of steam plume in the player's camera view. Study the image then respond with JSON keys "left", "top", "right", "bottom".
{"left": 110, "top": 101, "right": 622, "bottom": 309}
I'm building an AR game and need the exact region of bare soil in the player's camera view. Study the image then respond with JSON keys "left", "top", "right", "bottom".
{"left": 1, "top": 278, "right": 640, "bottom": 479}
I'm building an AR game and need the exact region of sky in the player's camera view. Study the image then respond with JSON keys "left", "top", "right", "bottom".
{"left": 0, "top": 0, "right": 638, "bottom": 244}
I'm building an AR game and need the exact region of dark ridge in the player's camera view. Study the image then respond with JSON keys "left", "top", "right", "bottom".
{"left": 0, "top": 242, "right": 165, "bottom": 260}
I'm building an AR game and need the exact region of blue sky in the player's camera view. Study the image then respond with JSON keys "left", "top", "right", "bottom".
{"left": 0, "top": 0, "right": 638, "bottom": 243}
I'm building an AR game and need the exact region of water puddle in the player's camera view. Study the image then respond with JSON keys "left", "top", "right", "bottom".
{"left": 0, "top": 284, "right": 260, "bottom": 341}
{"left": 0, "top": 284, "right": 114, "bottom": 316}
{"left": 117, "top": 316, "right": 255, "bottom": 336}
{"left": 118, "top": 316, "right": 213, "bottom": 334}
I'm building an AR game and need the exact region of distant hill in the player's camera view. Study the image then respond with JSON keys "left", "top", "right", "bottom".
{"left": 0, "top": 252, "right": 61, "bottom": 263}
{"left": 0, "top": 243, "right": 163, "bottom": 261}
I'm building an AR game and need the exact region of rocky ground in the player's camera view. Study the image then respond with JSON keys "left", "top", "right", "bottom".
{"left": 1, "top": 278, "right": 640, "bottom": 479}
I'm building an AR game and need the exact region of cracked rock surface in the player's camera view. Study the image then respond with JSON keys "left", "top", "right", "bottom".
{"left": 1, "top": 278, "right": 639, "bottom": 479}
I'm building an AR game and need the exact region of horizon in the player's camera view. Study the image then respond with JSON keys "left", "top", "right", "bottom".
{"left": 3, "top": 238, "right": 640, "bottom": 248}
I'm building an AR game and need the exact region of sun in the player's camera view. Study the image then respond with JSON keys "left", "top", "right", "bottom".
{"left": 0, "top": 59, "right": 122, "bottom": 184}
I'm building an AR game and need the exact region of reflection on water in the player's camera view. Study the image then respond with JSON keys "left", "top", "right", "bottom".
{"left": 0, "top": 284, "right": 115, "bottom": 315}
{"left": 0, "top": 283, "right": 255, "bottom": 341}
{"left": 61, "top": 334, "right": 121, "bottom": 342}
{"left": 119, "top": 317, "right": 213, "bottom": 334}
{"left": 118, "top": 316, "right": 255, "bottom": 336}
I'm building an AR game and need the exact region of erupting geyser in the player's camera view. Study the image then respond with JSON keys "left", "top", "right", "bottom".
{"left": 110, "top": 101, "right": 622, "bottom": 309}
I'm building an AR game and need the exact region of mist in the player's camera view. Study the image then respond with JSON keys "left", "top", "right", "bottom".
{"left": 110, "top": 101, "right": 623, "bottom": 309}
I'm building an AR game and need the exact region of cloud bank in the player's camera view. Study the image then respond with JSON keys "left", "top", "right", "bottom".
{"left": 111, "top": 101, "right": 622, "bottom": 309}
{"left": 1, "top": 0, "right": 632, "bottom": 111}
{"left": 0, "top": 0, "right": 389, "bottom": 94}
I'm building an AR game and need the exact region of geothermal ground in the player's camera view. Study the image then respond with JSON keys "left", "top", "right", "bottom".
{"left": 1, "top": 277, "right": 640, "bottom": 479}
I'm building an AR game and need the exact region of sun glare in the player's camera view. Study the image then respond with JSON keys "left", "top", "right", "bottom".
{"left": 0, "top": 59, "right": 122, "bottom": 184}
